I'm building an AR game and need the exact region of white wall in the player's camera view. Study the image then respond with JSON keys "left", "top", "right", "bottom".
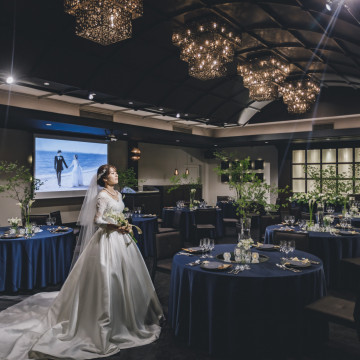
{"left": 138, "top": 143, "right": 278, "bottom": 206}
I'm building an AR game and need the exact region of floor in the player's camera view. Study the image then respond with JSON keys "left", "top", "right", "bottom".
{"left": 0, "top": 228, "right": 359, "bottom": 360}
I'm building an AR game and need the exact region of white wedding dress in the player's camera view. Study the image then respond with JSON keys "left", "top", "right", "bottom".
{"left": 70, "top": 159, "right": 83, "bottom": 187}
{"left": 0, "top": 191, "right": 163, "bottom": 360}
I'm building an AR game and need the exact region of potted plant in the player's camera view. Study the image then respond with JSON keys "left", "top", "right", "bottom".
{"left": 0, "top": 161, "right": 43, "bottom": 227}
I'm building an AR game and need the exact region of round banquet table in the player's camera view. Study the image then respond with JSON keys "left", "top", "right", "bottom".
{"left": 131, "top": 215, "right": 158, "bottom": 257}
{"left": 0, "top": 226, "right": 75, "bottom": 292}
{"left": 169, "top": 244, "right": 326, "bottom": 357}
{"left": 162, "top": 207, "right": 223, "bottom": 241}
{"left": 264, "top": 225, "right": 360, "bottom": 288}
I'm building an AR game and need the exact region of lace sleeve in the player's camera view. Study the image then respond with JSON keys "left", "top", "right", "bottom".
{"left": 94, "top": 192, "right": 109, "bottom": 225}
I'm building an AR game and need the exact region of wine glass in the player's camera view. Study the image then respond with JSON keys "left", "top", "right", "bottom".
{"left": 46, "top": 217, "right": 52, "bottom": 226}
{"left": 288, "top": 240, "right": 295, "bottom": 255}
{"left": 208, "top": 239, "right": 215, "bottom": 258}
{"left": 199, "top": 239, "right": 206, "bottom": 258}
{"left": 284, "top": 215, "right": 290, "bottom": 226}
{"left": 50, "top": 217, "right": 56, "bottom": 226}
{"left": 289, "top": 215, "right": 295, "bottom": 227}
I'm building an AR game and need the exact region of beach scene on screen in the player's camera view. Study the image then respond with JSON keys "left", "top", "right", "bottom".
{"left": 35, "top": 137, "right": 107, "bottom": 192}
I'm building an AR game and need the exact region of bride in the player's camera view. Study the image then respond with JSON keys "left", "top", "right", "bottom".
{"left": 68, "top": 154, "right": 84, "bottom": 187}
{"left": 0, "top": 164, "right": 163, "bottom": 359}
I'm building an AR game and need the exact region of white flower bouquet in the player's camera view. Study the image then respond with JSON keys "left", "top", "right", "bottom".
{"left": 104, "top": 210, "right": 142, "bottom": 243}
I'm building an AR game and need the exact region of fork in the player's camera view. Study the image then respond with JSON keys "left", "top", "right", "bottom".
{"left": 276, "top": 263, "right": 301, "bottom": 273}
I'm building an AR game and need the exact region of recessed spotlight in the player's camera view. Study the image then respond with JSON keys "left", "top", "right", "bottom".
{"left": 326, "top": 138, "right": 331, "bottom": 140}
{"left": 88, "top": 92, "right": 96, "bottom": 100}
{"left": 265, "top": 141, "right": 269, "bottom": 144}
{"left": 129, "top": 101, "right": 133, "bottom": 105}
{"left": 45, "top": 123, "right": 52, "bottom": 126}
{"left": 6, "top": 76, "right": 14, "bottom": 84}
{"left": 214, "top": 144, "right": 218, "bottom": 147}
{"left": 159, "top": 108, "right": 163, "bottom": 111}
{"left": 185, "top": 113, "right": 188, "bottom": 117}
{"left": 176, "top": 113, "right": 180, "bottom": 118}
{"left": 326, "top": 1, "right": 332, "bottom": 11}
{"left": 176, "top": 139, "right": 180, "bottom": 142}
{"left": 44, "top": 82, "right": 50, "bottom": 86}
{"left": 123, "top": 132, "right": 128, "bottom": 136}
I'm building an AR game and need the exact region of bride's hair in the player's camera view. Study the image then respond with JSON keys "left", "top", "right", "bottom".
{"left": 97, "top": 164, "right": 116, "bottom": 187}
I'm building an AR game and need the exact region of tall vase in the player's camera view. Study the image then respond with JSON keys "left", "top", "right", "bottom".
{"left": 316, "top": 202, "right": 324, "bottom": 227}
{"left": 189, "top": 190, "right": 195, "bottom": 208}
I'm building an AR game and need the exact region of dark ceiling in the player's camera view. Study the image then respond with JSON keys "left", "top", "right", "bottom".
{"left": 1, "top": 0, "right": 360, "bottom": 127}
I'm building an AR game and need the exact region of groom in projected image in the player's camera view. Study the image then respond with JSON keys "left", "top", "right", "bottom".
{"left": 54, "top": 150, "right": 68, "bottom": 187}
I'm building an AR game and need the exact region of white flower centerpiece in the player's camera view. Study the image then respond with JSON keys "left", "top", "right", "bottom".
{"left": 8, "top": 217, "right": 21, "bottom": 233}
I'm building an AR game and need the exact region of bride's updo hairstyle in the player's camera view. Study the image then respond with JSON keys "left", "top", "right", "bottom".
{"left": 97, "top": 164, "right": 116, "bottom": 187}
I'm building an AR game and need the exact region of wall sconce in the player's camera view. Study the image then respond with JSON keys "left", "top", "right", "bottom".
{"left": 174, "top": 168, "right": 179, "bottom": 175}
{"left": 185, "top": 168, "right": 189, "bottom": 175}
{"left": 131, "top": 147, "right": 141, "bottom": 161}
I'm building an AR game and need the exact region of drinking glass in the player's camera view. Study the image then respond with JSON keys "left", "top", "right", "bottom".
{"left": 51, "top": 217, "right": 56, "bottom": 226}
{"left": 288, "top": 240, "right": 295, "bottom": 254}
{"left": 284, "top": 215, "right": 289, "bottom": 225}
{"left": 289, "top": 215, "right": 295, "bottom": 227}
{"left": 279, "top": 240, "right": 286, "bottom": 253}
{"left": 208, "top": 239, "right": 215, "bottom": 258}
{"left": 199, "top": 239, "right": 206, "bottom": 258}
{"left": 46, "top": 217, "right": 52, "bottom": 226}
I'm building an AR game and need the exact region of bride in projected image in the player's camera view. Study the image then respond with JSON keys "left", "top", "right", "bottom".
{"left": 68, "top": 154, "right": 84, "bottom": 187}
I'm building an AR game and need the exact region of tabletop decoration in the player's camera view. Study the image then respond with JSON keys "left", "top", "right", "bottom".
{"left": 7, "top": 217, "right": 21, "bottom": 234}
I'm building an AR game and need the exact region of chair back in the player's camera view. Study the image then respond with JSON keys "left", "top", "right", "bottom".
{"left": 301, "top": 212, "right": 316, "bottom": 221}
{"left": 155, "top": 231, "right": 182, "bottom": 260}
{"left": 194, "top": 208, "right": 217, "bottom": 225}
{"left": 273, "top": 230, "right": 309, "bottom": 252}
{"left": 172, "top": 210, "right": 182, "bottom": 229}
{"left": 260, "top": 214, "right": 281, "bottom": 237}
{"left": 28, "top": 214, "right": 49, "bottom": 225}
{"left": 50, "top": 210, "right": 63, "bottom": 225}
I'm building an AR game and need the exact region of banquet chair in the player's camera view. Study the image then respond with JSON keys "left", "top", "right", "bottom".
{"left": 305, "top": 294, "right": 360, "bottom": 342}
{"left": 273, "top": 230, "right": 309, "bottom": 252}
{"left": 193, "top": 208, "right": 217, "bottom": 244}
{"left": 50, "top": 210, "right": 63, "bottom": 225}
{"left": 340, "top": 257, "right": 360, "bottom": 294}
{"left": 28, "top": 214, "right": 49, "bottom": 225}
{"left": 157, "top": 210, "right": 182, "bottom": 234}
{"left": 151, "top": 230, "right": 182, "bottom": 281}
{"left": 260, "top": 214, "right": 281, "bottom": 241}
{"left": 301, "top": 212, "right": 316, "bottom": 222}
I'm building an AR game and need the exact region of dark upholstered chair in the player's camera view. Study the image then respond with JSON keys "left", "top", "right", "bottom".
{"left": 306, "top": 295, "right": 360, "bottom": 341}
{"left": 28, "top": 214, "right": 49, "bottom": 225}
{"left": 158, "top": 210, "right": 182, "bottom": 234}
{"left": 260, "top": 214, "right": 281, "bottom": 241}
{"left": 193, "top": 208, "right": 217, "bottom": 243}
{"left": 151, "top": 230, "right": 182, "bottom": 281}
{"left": 340, "top": 257, "right": 360, "bottom": 294}
{"left": 273, "top": 230, "right": 309, "bottom": 252}
{"left": 50, "top": 210, "right": 63, "bottom": 225}
{"left": 301, "top": 212, "right": 316, "bottom": 222}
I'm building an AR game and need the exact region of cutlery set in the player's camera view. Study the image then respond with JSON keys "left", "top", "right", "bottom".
{"left": 276, "top": 263, "right": 302, "bottom": 272}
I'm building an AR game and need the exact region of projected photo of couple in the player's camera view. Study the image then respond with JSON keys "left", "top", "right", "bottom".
{"left": 35, "top": 137, "right": 108, "bottom": 193}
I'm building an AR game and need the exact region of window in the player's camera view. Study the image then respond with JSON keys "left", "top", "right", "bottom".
{"left": 291, "top": 147, "right": 360, "bottom": 193}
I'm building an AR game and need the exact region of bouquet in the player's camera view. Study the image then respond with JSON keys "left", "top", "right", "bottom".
{"left": 104, "top": 210, "right": 142, "bottom": 244}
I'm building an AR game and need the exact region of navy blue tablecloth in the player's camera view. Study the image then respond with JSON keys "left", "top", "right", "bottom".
{"left": 131, "top": 215, "right": 158, "bottom": 257}
{"left": 169, "top": 244, "right": 326, "bottom": 356}
{"left": 264, "top": 225, "right": 360, "bottom": 288}
{"left": 0, "top": 226, "right": 75, "bottom": 292}
{"left": 162, "top": 208, "right": 223, "bottom": 241}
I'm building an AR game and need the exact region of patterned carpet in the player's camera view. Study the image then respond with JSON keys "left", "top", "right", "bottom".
{"left": 0, "top": 231, "right": 359, "bottom": 359}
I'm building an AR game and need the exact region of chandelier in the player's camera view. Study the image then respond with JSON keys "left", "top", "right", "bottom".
{"left": 172, "top": 17, "right": 241, "bottom": 80}
{"left": 237, "top": 55, "right": 290, "bottom": 101}
{"left": 280, "top": 78, "right": 320, "bottom": 114}
{"left": 64, "top": 0, "right": 143, "bottom": 45}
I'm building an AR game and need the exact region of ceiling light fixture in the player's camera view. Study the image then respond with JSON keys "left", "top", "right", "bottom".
{"left": 172, "top": 16, "right": 241, "bottom": 80}
{"left": 6, "top": 76, "right": 14, "bottom": 84}
{"left": 176, "top": 113, "right": 180, "bottom": 118}
{"left": 279, "top": 77, "right": 320, "bottom": 114}
{"left": 326, "top": 1, "right": 332, "bottom": 11}
{"left": 237, "top": 54, "right": 290, "bottom": 101}
{"left": 88, "top": 92, "right": 96, "bottom": 100}
{"left": 64, "top": 0, "right": 143, "bottom": 45}
{"left": 185, "top": 168, "right": 189, "bottom": 175}
{"left": 44, "top": 82, "right": 50, "bottom": 86}
{"left": 174, "top": 168, "right": 179, "bottom": 176}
